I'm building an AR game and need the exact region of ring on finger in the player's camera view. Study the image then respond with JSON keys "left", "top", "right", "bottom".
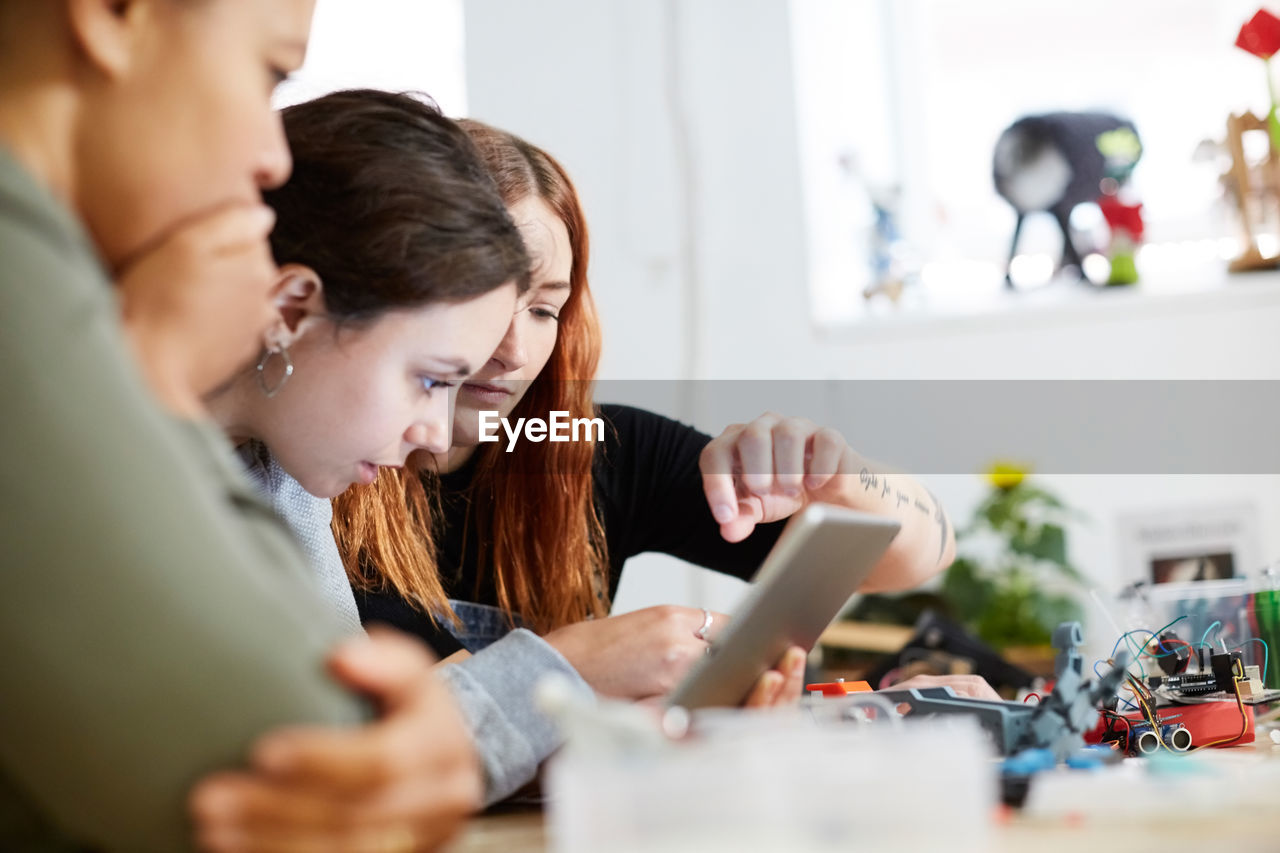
{"left": 695, "top": 607, "right": 714, "bottom": 641}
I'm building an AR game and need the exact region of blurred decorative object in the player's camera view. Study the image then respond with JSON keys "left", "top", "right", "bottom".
{"left": 1225, "top": 11, "right": 1280, "bottom": 272}
{"left": 986, "top": 461, "right": 1027, "bottom": 490}
{"left": 941, "top": 463, "right": 1084, "bottom": 650}
{"left": 865, "top": 186, "right": 907, "bottom": 302}
{"left": 1235, "top": 9, "right": 1280, "bottom": 152}
{"left": 838, "top": 151, "right": 914, "bottom": 303}
{"left": 1217, "top": 112, "right": 1280, "bottom": 272}
{"left": 1097, "top": 196, "right": 1144, "bottom": 285}
{"left": 1095, "top": 128, "right": 1144, "bottom": 285}
{"left": 993, "top": 112, "right": 1141, "bottom": 287}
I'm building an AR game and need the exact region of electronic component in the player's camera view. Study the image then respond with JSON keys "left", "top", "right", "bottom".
{"left": 1147, "top": 651, "right": 1244, "bottom": 696}
{"left": 874, "top": 622, "right": 1127, "bottom": 760}
{"left": 1211, "top": 651, "right": 1242, "bottom": 692}
{"left": 1106, "top": 721, "right": 1191, "bottom": 755}
{"left": 1153, "top": 633, "right": 1191, "bottom": 676}
{"left": 806, "top": 679, "right": 872, "bottom": 697}
{"left": 1148, "top": 672, "right": 1222, "bottom": 696}
{"left": 1089, "top": 695, "right": 1255, "bottom": 752}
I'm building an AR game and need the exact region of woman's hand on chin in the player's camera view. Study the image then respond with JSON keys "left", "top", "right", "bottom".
{"left": 117, "top": 202, "right": 279, "bottom": 417}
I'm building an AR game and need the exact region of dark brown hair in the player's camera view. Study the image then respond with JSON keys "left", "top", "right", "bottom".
{"left": 334, "top": 120, "right": 609, "bottom": 632}
{"left": 266, "top": 89, "right": 530, "bottom": 322}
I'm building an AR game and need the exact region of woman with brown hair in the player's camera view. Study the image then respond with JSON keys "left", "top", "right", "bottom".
{"left": 196, "top": 90, "right": 607, "bottom": 815}
{"left": 206, "top": 90, "right": 531, "bottom": 633}
{"left": 336, "top": 120, "right": 959, "bottom": 698}
{"left": 192, "top": 100, "right": 802, "bottom": 826}
{"left": 191, "top": 119, "right": 986, "bottom": 849}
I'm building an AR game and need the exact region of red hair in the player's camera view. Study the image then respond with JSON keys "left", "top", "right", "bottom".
{"left": 333, "top": 120, "right": 608, "bottom": 633}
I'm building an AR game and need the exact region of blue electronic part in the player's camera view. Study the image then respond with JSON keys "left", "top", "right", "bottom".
{"left": 1124, "top": 721, "right": 1192, "bottom": 755}
{"left": 1002, "top": 748, "right": 1055, "bottom": 776}
{"left": 1065, "top": 745, "right": 1111, "bottom": 770}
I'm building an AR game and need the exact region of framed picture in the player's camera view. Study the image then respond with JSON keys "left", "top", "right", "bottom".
{"left": 1116, "top": 502, "right": 1261, "bottom": 588}
{"left": 1149, "top": 552, "right": 1235, "bottom": 585}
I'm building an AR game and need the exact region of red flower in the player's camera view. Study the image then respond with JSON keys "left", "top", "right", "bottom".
{"left": 1237, "top": 9, "right": 1280, "bottom": 60}
{"left": 1098, "top": 196, "right": 1144, "bottom": 241}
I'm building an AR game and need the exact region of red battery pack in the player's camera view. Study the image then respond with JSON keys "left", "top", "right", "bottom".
{"left": 1086, "top": 700, "right": 1255, "bottom": 749}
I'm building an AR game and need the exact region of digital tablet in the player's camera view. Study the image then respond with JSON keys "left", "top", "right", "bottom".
{"left": 666, "top": 503, "right": 901, "bottom": 710}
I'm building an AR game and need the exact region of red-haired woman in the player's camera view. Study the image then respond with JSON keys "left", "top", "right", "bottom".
{"left": 189, "top": 116, "right": 814, "bottom": 845}
{"left": 194, "top": 119, "right": 987, "bottom": 848}
{"left": 334, "top": 120, "right": 959, "bottom": 698}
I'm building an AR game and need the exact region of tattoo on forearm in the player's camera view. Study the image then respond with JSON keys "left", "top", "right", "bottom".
{"left": 927, "top": 488, "right": 949, "bottom": 565}
{"left": 864, "top": 469, "right": 939, "bottom": 557}
{"left": 867, "top": 469, "right": 949, "bottom": 565}
{"left": 861, "top": 467, "right": 898, "bottom": 504}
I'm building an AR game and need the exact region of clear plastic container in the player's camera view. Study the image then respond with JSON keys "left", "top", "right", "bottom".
{"left": 545, "top": 712, "right": 995, "bottom": 853}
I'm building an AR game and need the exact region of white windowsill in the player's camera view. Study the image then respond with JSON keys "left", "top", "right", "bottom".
{"left": 815, "top": 264, "right": 1280, "bottom": 345}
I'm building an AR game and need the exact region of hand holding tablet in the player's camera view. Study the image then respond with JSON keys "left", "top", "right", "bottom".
{"left": 667, "top": 504, "right": 901, "bottom": 710}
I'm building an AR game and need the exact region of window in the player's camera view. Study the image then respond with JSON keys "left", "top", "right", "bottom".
{"left": 793, "top": 0, "right": 1271, "bottom": 324}
{"left": 275, "top": 0, "right": 467, "bottom": 114}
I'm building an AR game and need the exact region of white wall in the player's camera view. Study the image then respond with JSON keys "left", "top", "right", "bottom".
{"left": 277, "top": 0, "right": 467, "bottom": 112}
{"left": 465, "top": 0, "right": 691, "bottom": 381}
{"left": 463, "top": 2, "right": 1280, "bottom": 647}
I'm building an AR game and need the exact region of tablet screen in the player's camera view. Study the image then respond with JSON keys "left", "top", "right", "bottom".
{"left": 666, "top": 503, "right": 901, "bottom": 710}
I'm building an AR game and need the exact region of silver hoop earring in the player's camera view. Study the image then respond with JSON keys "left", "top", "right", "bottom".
{"left": 255, "top": 346, "right": 294, "bottom": 398}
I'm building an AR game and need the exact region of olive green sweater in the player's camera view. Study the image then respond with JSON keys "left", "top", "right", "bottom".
{"left": 0, "top": 147, "right": 368, "bottom": 851}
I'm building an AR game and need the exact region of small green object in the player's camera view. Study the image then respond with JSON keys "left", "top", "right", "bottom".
{"left": 1266, "top": 58, "right": 1280, "bottom": 153}
{"left": 1256, "top": 587, "right": 1280, "bottom": 688}
{"left": 1096, "top": 128, "right": 1142, "bottom": 163}
{"left": 1107, "top": 251, "right": 1138, "bottom": 285}
{"left": 1268, "top": 105, "right": 1280, "bottom": 155}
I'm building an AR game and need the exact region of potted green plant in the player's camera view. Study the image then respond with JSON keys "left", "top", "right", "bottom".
{"left": 941, "top": 463, "right": 1085, "bottom": 659}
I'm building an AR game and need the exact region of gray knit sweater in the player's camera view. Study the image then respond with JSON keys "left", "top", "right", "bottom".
{"left": 237, "top": 444, "right": 587, "bottom": 803}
